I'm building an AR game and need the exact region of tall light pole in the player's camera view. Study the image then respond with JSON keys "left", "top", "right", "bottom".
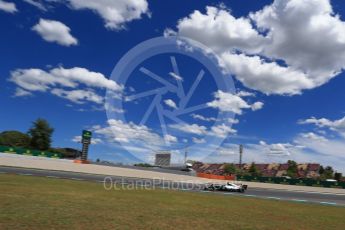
{"left": 239, "top": 144, "right": 243, "bottom": 170}
{"left": 184, "top": 147, "right": 188, "bottom": 165}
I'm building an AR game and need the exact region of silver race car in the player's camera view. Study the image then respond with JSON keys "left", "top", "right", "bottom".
{"left": 204, "top": 182, "right": 248, "bottom": 193}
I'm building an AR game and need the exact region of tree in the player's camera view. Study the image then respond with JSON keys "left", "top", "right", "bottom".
{"left": 287, "top": 160, "right": 298, "bottom": 178}
{"left": 223, "top": 163, "right": 238, "bottom": 175}
{"left": 319, "top": 165, "right": 325, "bottom": 175}
{"left": 334, "top": 172, "right": 342, "bottom": 181}
{"left": 319, "top": 165, "right": 334, "bottom": 180}
{"left": 323, "top": 166, "right": 334, "bottom": 179}
{"left": 0, "top": 131, "right": 31, "bottom": 148}
{"left": 28, "top": 118, "right": 54, "bottom": 150}
{"left": 248, "top": 162, "right": 261, "bottom": 177}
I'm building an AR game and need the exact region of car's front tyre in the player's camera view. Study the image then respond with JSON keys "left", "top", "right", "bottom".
{"left": 238, "top": 188, "right": 245, "bottom": 193}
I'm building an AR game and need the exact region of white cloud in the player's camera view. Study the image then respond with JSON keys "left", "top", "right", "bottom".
{"left": 251, "top": 101, "right": 264, "bottom": 111}
{"left": 93, "top": 119, "right": 163, "bottom": 144}
{"left": 23, "top": 0, "right": 47, "bottom": 11}
{"left": 32, "top": 19, "right": 77, "bottom": 46}
{"left": 268, "top": 144, "right": 291, "bottom": 156}
{"left": 14, "top": 88, "right": 32, "bottom": 97}
{"left": 170, "top": 123, "right": 207, "bottom": 136}
{"left": 299, "top": 117, "right": 333, "bottom": 127}
{"left": 163, "top": 28, "right": 177, "bottom": 37}
{"left": 10, "top": 67, "right": 122, "bottom": 92}
{"left": 66, "top": 0, "right": 149, "bottom": 30}
{"left": 299, "top": 116, "right": 345, "bottom": 137}
{"left": 51, "top": 88, "right": 103, "bottom": 104}
{"left": 72, "top": 135, "right": 103, "bottom": 145}
{"left": 289, "top": 130, "right": 345, "bottom": 172}
{"left": 258, "top": 141, "right": 294, "bottom": 156}
{"left": 227, "top": 118, "right": 239, "bottom": 124}
{"left": 217, "top": 147, "right": 236, "bottom": 156}
{"left": 192, "top": 137, "right": 205, "bottom": 144}
{"left": 299, "top": 132, "right": 328, "bottom": 142}
{"left": 175, "top": 6, "right": 265, "bottom": 54}
{"left": 191, "top": 113, "right": 216, "bottom": 122}
{"left": 251, "top": 0, "right": 345, "bottom": 81}
{"left": 210, "top": 123, "right": 236, "bottom": 138}
{"left": 104, "top": 103, "right": 125, "bottom": 113}
{"left": 52, "top": 67, "right": 122, "bottom": 91}
{"left": 207, "top": 90, "right": 264, "bottom": 114}
{"left": 294, "top": 135, "right": 343, "bottom": 159}
{"left": 10, "top": 66, "right": 122, "bottom": 104}
{"left": 169, "top": 72, "right": 183, "bottom": 81}
{"left": 170, "top": 122, "right": 236, "bottom": 139}
{"left": 219, "top": 53, "right": 313, "bottom": 95}
{"left": 164, "top": 99, "right": 178, "bottom": 109}
{"left": 0, "top": 0, "right": 17, "bottom": 13}
{"left": 259, "top": 140, "right": 267, "bottom": 146}
{"left": 236, "top": 91, "right": 255, "bottom": 97}
{"left": 172, "top": 1, "right": 345, "bottom": 95}
{"left": 164, "top": 134, "right": 177, "bottom": 143}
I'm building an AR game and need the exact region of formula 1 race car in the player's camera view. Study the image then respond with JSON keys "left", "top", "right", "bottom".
{"left": 204, "top": 182, "right": 248, "bottom": 193}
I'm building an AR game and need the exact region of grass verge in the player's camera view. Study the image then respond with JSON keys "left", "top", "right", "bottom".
{"left": 1, "top": 174, "right": 344, "bottom": 230}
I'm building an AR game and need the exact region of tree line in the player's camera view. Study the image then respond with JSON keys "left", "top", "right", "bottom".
{"left": 0, "top": 118, "right": 53, "bottom": 150}
{"left": 0, "top": 118, "right": 79, "bottom": 158}
{"left": 223, "top": 160, "right": 342, "bottom": 181}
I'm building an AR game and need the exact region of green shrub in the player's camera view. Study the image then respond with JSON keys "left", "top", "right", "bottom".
{"left": 223, "top": 163, "right": 238, "bottom": 175}
{"left": 0, "top": 131, "right": 31, "bottom": 148}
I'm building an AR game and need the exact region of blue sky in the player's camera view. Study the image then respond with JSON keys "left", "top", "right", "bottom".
{"left": 1, "top": 0, "right": 345, "bottom": 172}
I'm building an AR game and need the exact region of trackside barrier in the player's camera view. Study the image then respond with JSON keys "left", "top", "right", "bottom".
{"left": 0, "top": 145, "right": 62, "bottom": 159}
{"left": 197, "top": 173, "right": 236, "bottom": 180}
{"left": 236, "top": 175, "right": 345, "bottom": 189}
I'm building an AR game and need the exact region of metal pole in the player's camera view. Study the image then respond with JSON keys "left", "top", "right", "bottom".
{"left": 239, "top": 144, "right": 243, "bottom": 170}
{"left": 184, "top": 147, "right": 188, "bottom": 165}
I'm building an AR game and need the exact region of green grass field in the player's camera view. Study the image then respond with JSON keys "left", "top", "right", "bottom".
{"left": 1, "top": 174, "right": 344, "bottom": 230}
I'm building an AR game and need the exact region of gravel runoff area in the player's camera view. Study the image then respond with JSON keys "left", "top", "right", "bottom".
{"left": 1, "top": 153, "right": 344, "bottom": 195}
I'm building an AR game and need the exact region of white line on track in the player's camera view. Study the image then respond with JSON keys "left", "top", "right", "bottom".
{"left": 18, "top": 173, "right": 32, "bottom": 176}
{"left": 267, "top": 197, "right": 281, "bottom": 200}
{"left": 46, "top": 176, "right": 60, "bottom": 178}
{"left": 292, "top": 191, "right": 345, "bottom": 196}
{"left": 195, "top": 190, "right": 345, "bottom": 206}
{"left": 250, "top": 188, "right": 345, "bottom": 196}
{"left": 292, "top": 199, "right": 307, "bottom": 202}
{"left": 70, "top": 178, "right": 84, "bottom": 181}
{"left": 320, "top": 202, "right": 337, "bottom": 205}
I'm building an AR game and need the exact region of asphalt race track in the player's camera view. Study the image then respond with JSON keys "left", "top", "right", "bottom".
{"left": 1, "top": 166, "right": 344, "bottom": 207}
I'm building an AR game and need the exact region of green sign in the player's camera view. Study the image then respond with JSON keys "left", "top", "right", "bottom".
{"left": 82, "top": 130, "right": 92, "bottom": 140}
